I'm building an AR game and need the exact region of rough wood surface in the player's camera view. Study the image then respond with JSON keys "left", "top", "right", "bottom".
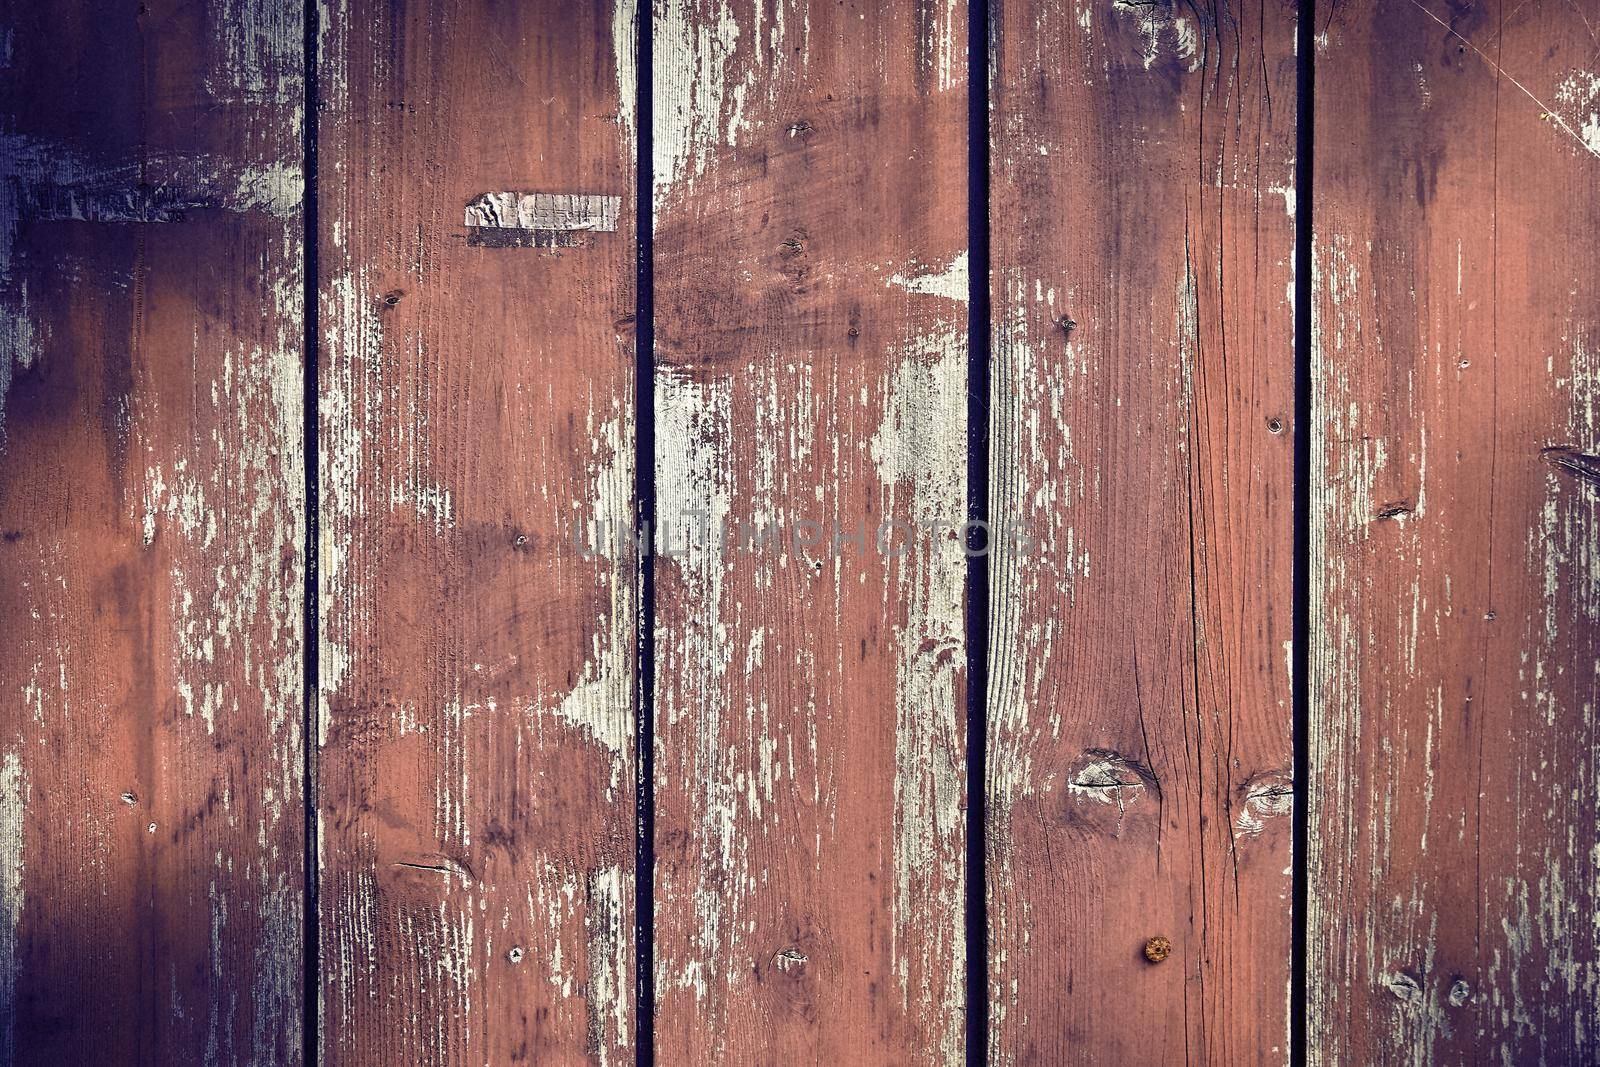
{"left": 0, "top": 0, "right": 306, "bottom": 1061}
{"left": 1310, "top": 1, "right": 1600, "bottom": 1063}
{"left": 317, "top": 0, "right": 637, "bottom": 1061}
{"left": 988, "top": 1, "right": 1298, "bottom": 1062}
{"left": 651, "top": 0, "right": 969, "bottom": 1061}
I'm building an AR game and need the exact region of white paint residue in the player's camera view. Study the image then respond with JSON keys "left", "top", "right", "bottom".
{"left": 546, "top": 413, "right": 634, "bottom": 763}
{"left": 232, "top": 162, "right": 304, "bottom": 219}
{"left": 654, "top": 368, "right": 737, "bottom": 1019}
{"left": 1112, "top": 0, "right": 1202, "bottom": 73}
{"left": 872, "top": 324, "right": 967, "bottom": 1064}
{"left": 585, "top": 865, "right": 630, "bottom": 1063}
{"left": 1234, "top": 778, "right": 1294, "bottom": 839}
{"left": 613, "top": 0, "right": 639, "bottom": 149}
{"left": 1556, "top": 71, "right": 1600, "bottom": 157}
{"left": 1269, "top": 182, "right": 1296, "bottom": 220}
{"left": 919, "top": 0, "right": 962, "bottom": 91}
{"left": 654, "top": 0, "right": 760, "bottom": 205}
{"left": 1173, "top": 16, "right": 1201, "bottom": 71}
{"left": 318, "top": 270, "right": 382, "bottom": 731}
{"left": 0, "top": 280, "right": 41, "bottom": 439}
{"left": 1066, "top": 759, "right": 1143, "bottom": 806}
{"left": 0, "top": 751, "right": 25, "bottom": 1063}
{"left": 210, "top": 0, "right": 303, "bottom": 102}
{"left": 888, "top": 252, "right": 969, "bottom": 302}
{"left": 463, "top": 192, "right": 621, "bottom": 233}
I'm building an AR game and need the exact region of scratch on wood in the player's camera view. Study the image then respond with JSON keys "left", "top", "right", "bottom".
{"left": 1542, "top": 446, "right": 1600, "bottom": 487}
{"left": 1403, "top": 0, "right": 1600, "bottom": 159}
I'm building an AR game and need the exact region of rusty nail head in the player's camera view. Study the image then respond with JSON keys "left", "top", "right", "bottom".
{"left": 1144, "top": 936, "right": 1171, "bottom": 963}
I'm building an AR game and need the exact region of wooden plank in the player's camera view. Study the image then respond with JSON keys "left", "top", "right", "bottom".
{"left": 651, "top": 0, "right": 969, "bottom": 1061}
{"left": 0, "top": 0, "right": 306, "bottom": 1061}
{"left": 1310, "top": 1, "right": 1600, "bottom": 1061}
{"left": 987, "top": 1, "right": 1298, "bottom": 1062}
{"left": 317, "top": 0, "right": 637, "bottom": 1061}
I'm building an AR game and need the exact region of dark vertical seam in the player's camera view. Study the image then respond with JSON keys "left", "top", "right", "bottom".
{"left": 965, "top": 0, "right": 991, "bottom": 1063}
{"left": 1291, "top": 0, "right": 1314, "bottom": 1064}
{"left": 302, "top": 0, "right": 321, "bottom": 1062}
{"left": 633, "top": 1, "right": 656, "bottom": 1063}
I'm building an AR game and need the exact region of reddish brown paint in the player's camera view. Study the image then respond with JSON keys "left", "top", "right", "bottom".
{"left": 651, "top": 0, "right": 970, "bottom": 1062}
{"left": 317, "top": 1, "right": 636, "bottom": 1062}
{"left": 0, "top": 0, "right": 306, "bottom": 1062}
{"left": 1311, "top": 1, "right": 1600, "bottom": 1061}
{"left": 3, "top": 0, "right": 1599, "bottom": 1063}
{"left": 988, "top": 1, "right": 1298, "bottom": 1062}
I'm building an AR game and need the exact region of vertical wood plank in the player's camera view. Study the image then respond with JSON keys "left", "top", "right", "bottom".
{"left": 317, "top": 0, "right": 637, "bottom": 1061}
{"left": 0, "top": 0, "right": 305, "bottom": 1061}
{"left": 1311, "top": 2, "right": 1600, "bottom": 1061}
{"left": 988, "top": 1, "right": 1298, "bottom": 1062}
{"left": 651, "top": 0, "right": 969, "bottom": 1061}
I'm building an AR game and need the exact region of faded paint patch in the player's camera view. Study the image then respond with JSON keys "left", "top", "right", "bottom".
{"left": 0, "top": 133, "right": 301, "bottom": 439}
{"left": 544, "top": 412, "right": 634, "bottom": 764}
{"left": 1555, "top": 70, "right": 1600, "bottom": 156}
{"left": 1110, "top": 0, "right": 1203, "bottom": 73}
{"left": 613, "top": 0, "right": 639, "bottom": 150}
{"left": 654, "top": 0, "right": 796, "bottom": 206}
{"left": 464, "top": 192, "right": 621, "bottom": 247}
{"left": 653, "top": 366, "right": 736, "bottom": 1019}
{"left": 0, "top": 751, "right": 24, "bottom": 1062}
{"left": 871, "top": 322, "right": 966, "bottom": 1064}
{"left": 888, "top": 252, "right": 969, "bottom": 302}
{"left": 584, "top": 865, "right": 630, "bottom": 1064}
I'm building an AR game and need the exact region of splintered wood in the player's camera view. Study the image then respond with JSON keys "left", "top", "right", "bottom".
{"left": 0, "top": 0, "right": 1595, "bottom": 1063}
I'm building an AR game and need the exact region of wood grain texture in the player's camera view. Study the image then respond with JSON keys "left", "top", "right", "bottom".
{"left": 988, "top": 1, "right": 1297, "bottom": 1062}
{"left": 1310, "top": 1, "right": 1600, "bottom": 1062}
{"left": 0, "top": 0, "right": 305, "bottom": 1061}
{"left": 317, "top": 0, "right": 636, "bottom": 1061}
{"left": 651, "top": 0, "right": 969, "bottom": 1061}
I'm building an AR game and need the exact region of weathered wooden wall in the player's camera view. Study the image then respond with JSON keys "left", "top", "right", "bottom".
{"left": 0, "top": 0, "right": 306, "bottom": 1061}
{"left": 988, "top": 0, "right": 1298, "bottom": 1062}
{"left": 1, "top": 0, "right": 1598, "bottom": 1063}
{"left": 1310, "top": 1, "right": 1600, "bottom": 1063}
{"left": 651, "top": 0, "right": 969, "bottom": 1061}
{"left": 317, "top": 0, "right": 637, "bottom": 1062}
